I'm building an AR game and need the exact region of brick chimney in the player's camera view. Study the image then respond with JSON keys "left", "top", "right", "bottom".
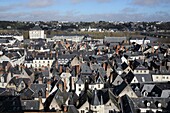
{"left": 64, "top": 78, "right": 67, "bottom": 91}
{"left": 106, "top": 64, "right": 111, "bottom": 77}
{"left": 76, "top": 65, "right": 80, "bottom": 75}
{"left": 50, "top": 51, "right": 53, "bottom": 58}
{"left": 55, "top": 62, "right": 58, "bottom": 69}
{"left": 103, "top": 62, "right": 106, "bottom": 71}
{"left": 59, "top": 83, "right": 63, "bottom": 92}
{"left": 59, "top": 65, "right": 62, "bottom": 73}
{"left": 152, "top": 47, "right": 154, "bottom": 53}
{"left": 56, "top": 51, "right": 58, "bottom": 57}
{"left": 63, "top": 105, "right": 68, "bottom": 112}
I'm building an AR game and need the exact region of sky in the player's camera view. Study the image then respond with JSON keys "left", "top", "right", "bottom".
{"left": 0, "top": 0, "right": 170, "bottom": 22}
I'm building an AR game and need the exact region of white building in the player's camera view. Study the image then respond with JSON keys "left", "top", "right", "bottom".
{"left": 52, "top": 35, "right": 84, "bottom": 42}
{"left": 32, "top": 56, "right": 54, "bottom": 69}
{"left": 0, "top": 34, "right": 24, "bottom": 41}
{"left": 29, "top": 25, "right": 45, "bottom": 39}
{"left": 130, "top": 38, "right": 150, "bottom": 45}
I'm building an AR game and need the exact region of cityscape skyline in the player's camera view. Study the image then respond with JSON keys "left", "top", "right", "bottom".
{"left": 0, "top": 0, "right": 170, "bottom": 22}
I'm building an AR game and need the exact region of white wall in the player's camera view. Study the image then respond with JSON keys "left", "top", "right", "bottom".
{"left": 152, "top": 74, "right": 170, "bottom": 82}
{"left": 134, "top": 70, "right": 149, "bottom": 74}
{"left": 76, "top": 83, "right": 85, "bottom": 96}
{"left": 88, "top": 84, "right": 104, "bottom": 90}
{"left": 90, "top": 105, "right": 104, "bottom": 113}
{"left": 29, "top": 30, "right": 44, "bottom": 39}
{"left": 32, "top": 59, "right": 54, "bottom": 68}
{"left": 130, "top": 39, "right": 150, "bottom": 45}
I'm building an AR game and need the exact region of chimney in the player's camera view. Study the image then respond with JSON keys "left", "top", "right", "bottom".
{"left": 45, "top": 52, "right": 47, "bottom": 58}
{"left": 76, "top": 65, "right": 80, "bottom": 75}
{"left": 71, "top": 77, "right": 75, "bottom": 90}
{"left": 5, "top": 65, "right": 8, "bottom": 72}
{"left": 63, "top": 105, "right": 68, "bottom": 112}
{"left": 39, "top": 96, "right": 44, "bottom": 110}
{"left": 116, "top": 49, "right": 119, "bottom": 55}
{"left": 27, "top": 80, "right": 31, "bottom": 88}
{"left": 59, "top": 83, "right": 63, "bottom": 92}
{"left": 103, "top": 62, "right": 106, "bottom": 71}
{"left": 152, "top": 47, "right": 154, "bottom": 53}
{"left": 59, "top": 65, "right": 62, "bottom": 73}
{"left": 56, "top": 51, "right": 58, "bottom": 57}
{"left": 64, "top": 78, "right": 67, "bottom": 91}
{"left": 50, "top": 51, "right": 52, "bottom": 58}
{"left": 106, "top": 64, "right": 111, "bottom": 77}
{"left": 109, "top": 73, "right": 113, "bottom": 83}
{"left": 38, "top": 77, "right": 43, "bottom": 84}
{"left": 55, "top": 62, "right": 58, "bottom": 69}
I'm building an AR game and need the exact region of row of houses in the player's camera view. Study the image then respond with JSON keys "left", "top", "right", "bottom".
{"left": 0, "top": 34, "right": 169, "bottom": 113}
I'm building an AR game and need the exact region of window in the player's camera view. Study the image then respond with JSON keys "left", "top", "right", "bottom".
{"left": 144, "top": 70, "right": 146, "bottom": 73}
{"left": 79, "top": 88, "right": 81, "bottom": 91}
{"left": 98, "top": 84, "right": 100, "bottom": 88}
{"left": 81, "top": 110, "right": 85, "bottom": 113}
{"left": 117, "top": 81, "right": 120, "bottom": 85}
{"left": 167, "top": 77, "right": 169, "bottom": 79}
{"left": 109, "top": 110, "right": 113, "bottom": 113}
{"left": 86, "top": 107, "right": 88, "bottom": 110}
{"left": 79, "top": 84, "right": 81, "bottom": 87}
{"left": 156, "top": 76, "right": 159, "bottom": 79}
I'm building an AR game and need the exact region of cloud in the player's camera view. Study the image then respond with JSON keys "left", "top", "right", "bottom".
{"left": 0, "top": 10, "right": 169, "bottom": 22}
{"left": 71, "top": 0, "right": 112, "bottom": 4}
{"left": 0, "top": 4, "right": 21, "bottom": 12}
{"left": 121, "top": 7, "right": 137, "bottom": 13}
{"left": 27, "top": 0, "right": 56, "bottom": 8}
{"left": 132, "top": 0, "right": 170, "bottom": 6}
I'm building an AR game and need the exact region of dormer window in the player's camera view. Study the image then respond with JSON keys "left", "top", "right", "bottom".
{"left": 65, "top": 59, "right": 68, "bottom": 62}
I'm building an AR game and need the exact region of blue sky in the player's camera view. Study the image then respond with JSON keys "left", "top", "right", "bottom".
{"left": 0, "top": 0, "right": 170, "bottom": 21}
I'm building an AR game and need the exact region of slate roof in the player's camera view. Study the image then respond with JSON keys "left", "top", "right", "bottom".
{"left": 91, "top": 90, "right": 100, "bottom": 105}
{"left": 31, "top": 25, "right": 42, "bottom": 30}
{"left": 121, "top": 62, "right": 128, "bottom": 70}
{"left": 0, "top": 96, "right": 22, "bottom": 112}
{"left": 80, "top": 63, "right": 92, "bottom": 75}
{"left": 21, "top": 100, "right": 39, "bottom": 111}
{"left": 120, "top": 95, "right": 138, "bottom": 113}
{"left": 30, "top": 84, "right": 47, "bottom": 98}
{"left": 113, "top": 81, "right": 128, "bottom": 96}
{"left": 134, "top": 74, "right": 152, "bottom": 83}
